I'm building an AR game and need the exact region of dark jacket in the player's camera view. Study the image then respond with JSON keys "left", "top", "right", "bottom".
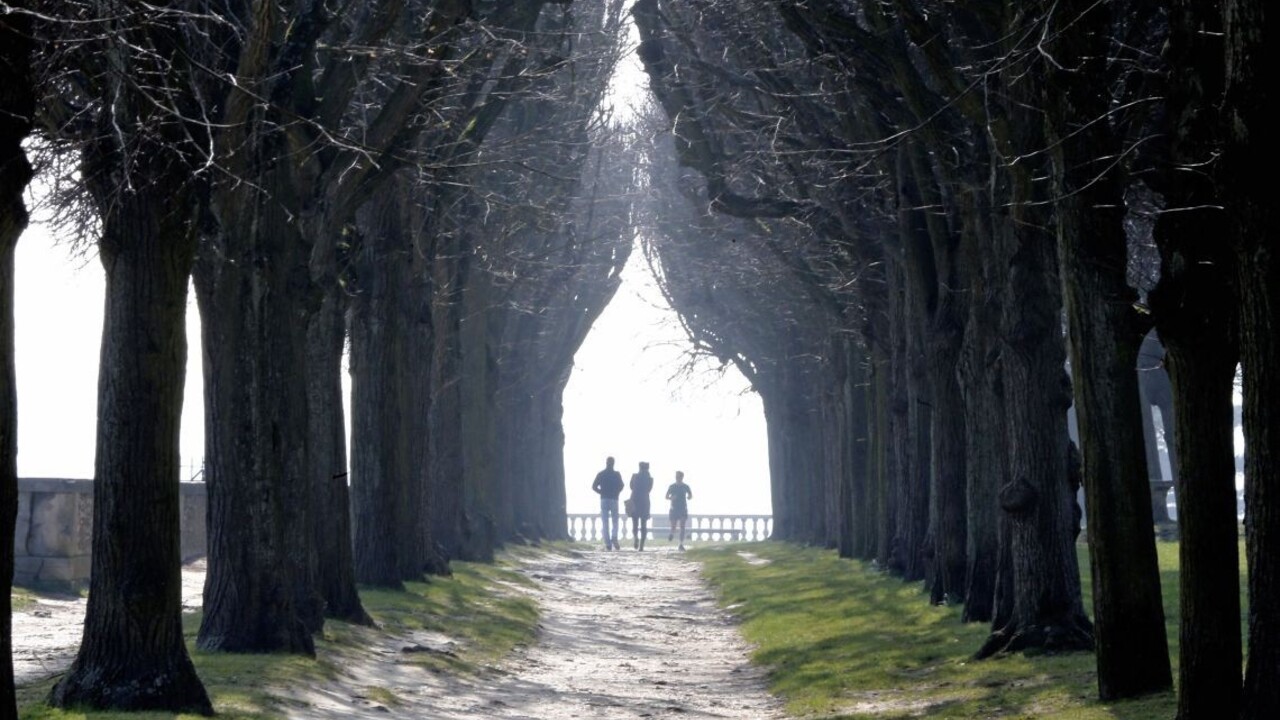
{"left": 592, "top": 468, "right": 624, "bottom": 499}
{"left": 629, "top": 472, "right": 654, "bottom": 517}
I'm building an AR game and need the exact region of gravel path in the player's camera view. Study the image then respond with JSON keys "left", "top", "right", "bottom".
{"left": 13, "top": 548, "right": 784, "bottom": 719}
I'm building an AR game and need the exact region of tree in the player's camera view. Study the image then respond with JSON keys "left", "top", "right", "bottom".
{"left": 0, "top": 4, "right": 34, "bottom": 714}
{"left": 1040, "top": 0, "right": 1172, "bottom": 698}
{"left": 1222, "top": 1, "right": 1280, "bottom": 716}
{"left": 1150, "top": 2, "right": 1244, "bottom": 715}
{"left": 25, "top": 2, "right": 214, "bottom": 709}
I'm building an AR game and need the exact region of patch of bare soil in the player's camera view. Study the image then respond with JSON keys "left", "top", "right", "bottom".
{"left": 11, "top": 558, "right": 206, "bottom": 686}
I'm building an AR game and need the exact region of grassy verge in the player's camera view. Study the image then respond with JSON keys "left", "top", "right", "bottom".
{"left": 11, "top": 586, "right": 37, "bottom": 612}
{"left": 693, "top": 540, "right": 1243, "bottom": 719}
{"left": 17, "top": 553, "right": 541, "bottom": 720}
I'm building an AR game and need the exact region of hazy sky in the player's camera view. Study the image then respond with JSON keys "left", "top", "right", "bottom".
{"left": 14, "top": 220, "right": 207, "bottom": 480}
{"left": 561, "top": 253, "right": 771, "bottom": 516}
{"left": 13, "top": 216, "right": 773, "bottom": 516}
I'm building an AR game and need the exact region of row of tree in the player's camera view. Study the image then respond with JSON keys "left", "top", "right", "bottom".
{"left": 631, "top": 0, "right": 1274, "bottom": 718}
{"left": 0, "top": 0, "right": 635, "bottom": 714}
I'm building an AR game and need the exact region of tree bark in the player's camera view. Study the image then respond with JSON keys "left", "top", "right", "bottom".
{"left": 351, "top": 185, "right": 421, "bottom": 587}
{"left": 458, "top": 249, "right": 497, "bottom": 561}
{"left": 0, "top": 11, "right": 33, "bottom": 711}
{"left": 979, "top": 217, "right": 1093, "bottom": 656}
{"left": 195, "top": 165, "right": 316, "bottom": 655}
{"left": 307, "top": 289, "right": 370, "bottom": 623}
{"left": 900, "top": 141, "right": 968, "bottom": 606}
{"left": 50, "top": 166, "right": 212, "bottom": 713}
{"left": 889, "top": 256, "right": 931, "bottom": 581}
{"left": 430, "top": 228, "right": 470, "bottom": 559}
{"left": 761, "top": 382, "right": 792, "bottom": 540}
{"left": 1222, "top": 1, "right": 1279, "bottom": 716}
{"left": 957, "top": 201, "right": 1004, "bottom": 624}
{"left": 870, "top": 357, "right": 895, "bottom": 565}
{"left": 846, "top": 344, "right": 871, "bottom": 560}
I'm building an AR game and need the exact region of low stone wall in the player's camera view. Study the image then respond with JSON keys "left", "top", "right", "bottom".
{"left": 13, "top": 478, "right": 207, "bottom": 589}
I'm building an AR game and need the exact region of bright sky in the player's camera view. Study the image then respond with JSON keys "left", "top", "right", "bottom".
{"left": 13, "top": 211, "right": 773, "bottom": 516}
{"left": 561, "top": 251, "right": 771, "bottom": 516}
{"left": 14, "top": 219, "right": 207, "bottom": 480}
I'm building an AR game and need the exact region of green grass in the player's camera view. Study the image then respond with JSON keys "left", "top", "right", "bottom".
{"left": 692, "top": 540, "right": 1246, "bottom": 719}
{"left": 11, "top": 587, "right": 37, "bottom": 612}
{"left": 17, "top": 553, "right": 541, "bottom": 720}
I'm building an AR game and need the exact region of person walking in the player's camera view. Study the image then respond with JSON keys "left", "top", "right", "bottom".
{"left": 666, "top": 470, "right": 693, "bottom": 551}
{"left": 629, "top": 462, "right": 655, "bottom": 550}
{"left": 592, "top": 456, "right": 625, "bottom": 550}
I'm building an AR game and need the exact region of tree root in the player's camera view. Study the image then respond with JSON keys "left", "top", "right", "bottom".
{"left": 975, "top": 615, "right": 1095, "bottom": 660}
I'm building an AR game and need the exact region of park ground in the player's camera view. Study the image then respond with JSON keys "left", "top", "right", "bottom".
{"left": 11, "top": 539, "right": 1232, "bottom": 719}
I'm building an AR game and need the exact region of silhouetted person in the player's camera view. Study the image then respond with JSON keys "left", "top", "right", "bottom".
{"left": 592, "top": 456, "right": 624, "bottom": 550}
{"left": 629, "top": 461, "right": 655, "bottom": 550}
{"left": 666, "top": 470, "right": 693, "bottom": 551}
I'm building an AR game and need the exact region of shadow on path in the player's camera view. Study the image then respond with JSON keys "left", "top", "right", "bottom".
{"left": 12, "top": 548, "right": 785, "bottom": 718}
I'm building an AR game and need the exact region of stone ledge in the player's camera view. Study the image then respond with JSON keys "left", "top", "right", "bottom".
{"left": 17, "top": 478, "right": 93, "bottom": 494}
{"left": 13, "top": 478, "right": 208, "bottom": 588}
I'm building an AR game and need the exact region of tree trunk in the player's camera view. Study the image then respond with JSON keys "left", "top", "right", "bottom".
{"left": 957, "top": 215, "right": 1004, "bottom": 624}
{"left": 195, "top": 169, "right": 316, "bottom": 655}
{"left": 1222, "top": 1, "right": 1278, "bottom": 716}
{"left": 979, "top": 221, "right": 1093, "bottom": 656}
{"left": 870, "top": 357, "right": 895, "bottom": 565}
{"left": 895, "top": 260, "right": 931, "bottom": 582}
{"left": 531, "top": 383, "right": 571, "bottom": 542}
{"left": 351, "top": 187, "right": 420, "bottom": 587}
{"left": 0, "top": 13, "right": 32, "bottom": 710}
{"left": 459, "top": 253, "right": 496, "bottom": 561}
{"left": 1151, "top": 3, "right": 1244, "bottom": 715}
{"left": 430, "top": 231, "right": 469, "bottom": 559}
{"left": 403, "top": 227, "right": 447, "bottom": 575}
{"left": 50, "top": 170, "right": 211, "bottom": 713}
{"left": 307, "top": 289, "right": 370, "bottom": 623}
{"left": 828, "top": 340, "right": 854, "bottom": 557}
{"left": 978, "top": 60, "right": 1092, "bottom": 653}
{"left": 1055, "top": 203, "right": 1171, "bottom": 697}
{"left": 1042, "top": 0, "right": 1172, "bottom": 697}
{"left": 847, "top": 344, "right": 871, "bottom": 560}
{"left": 1161, "top": 318, "right": 1242, "bottom": 719}
{"left": 761, "top": 380, "right": 792, "bottom": 541}
{"left": 926, "top": 327, "right": 967, "bottom": 605}
{"left": 901, "top": 141, "right": 968, "bottom": 606}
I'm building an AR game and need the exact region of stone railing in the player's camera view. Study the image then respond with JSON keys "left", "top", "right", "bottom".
{"left": 13, "top": 478, "right": 207, "bottom": 589}
{"left": 567, "top": 513, "right": 772, "bottom": 543}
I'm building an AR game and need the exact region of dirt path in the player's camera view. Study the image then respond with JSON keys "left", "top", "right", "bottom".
{"left": 11, "top": 559, "right": 206, "bottom": 686}
{"left": 289, "top": 546, "right": 786, "bottom": 719}
{"left": 14, "top": 548, "right": 785, "bottom": 719}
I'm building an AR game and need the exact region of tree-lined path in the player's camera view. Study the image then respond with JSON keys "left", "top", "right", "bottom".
{"left": 13, "top": 549, "right": 784, "bottom": 719}
{"left": 3, "top": 1, "right": 1277, "bottom": 717}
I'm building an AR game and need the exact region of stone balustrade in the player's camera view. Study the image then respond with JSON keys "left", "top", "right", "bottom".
{"left": 567, "top": 513, "right": 772, "bottom": 543}
{"left": 13, "top": 478, "right": 207, "bottom": 589}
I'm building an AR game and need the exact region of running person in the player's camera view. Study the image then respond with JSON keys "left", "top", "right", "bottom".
{"left": 665, "top": 470, "right": 693, "bottom": 551}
